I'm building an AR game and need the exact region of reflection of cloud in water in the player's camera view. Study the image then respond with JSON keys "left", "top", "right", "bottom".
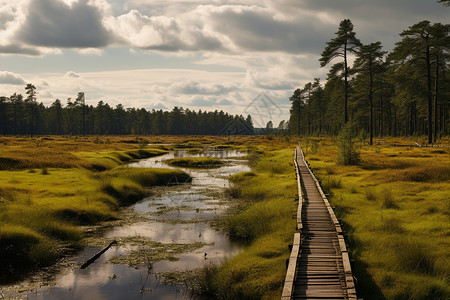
{"left": 15, "top": 149, "right": 247, "bottom": 300}
{"left": 104, "top": 222, "right": 221, "bottom": 245}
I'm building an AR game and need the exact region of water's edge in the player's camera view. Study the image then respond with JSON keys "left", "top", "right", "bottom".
{"left": 2, "top": 149, "right": 248, "bottom": 300}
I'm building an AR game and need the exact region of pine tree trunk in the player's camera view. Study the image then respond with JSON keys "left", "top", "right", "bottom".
{"left": 369, "top": 68, "right": 373, "bottom": 145}
{"left": 434, "top": 56, "right": 439, "bottom": 143}
{"left": 426, "top": 45, "right": 432, "bottom": 144}
{"left": 344, "top": 42, "right": 348, "bottom": 124}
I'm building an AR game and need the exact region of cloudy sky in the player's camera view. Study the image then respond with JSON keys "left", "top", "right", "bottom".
{"left": 0, "top": 0, "right": 448, "bottom": 127}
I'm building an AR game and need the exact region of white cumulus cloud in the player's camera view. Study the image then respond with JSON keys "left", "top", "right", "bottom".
{"left": 0, "top": 71, "right": 26, "bottom": 85}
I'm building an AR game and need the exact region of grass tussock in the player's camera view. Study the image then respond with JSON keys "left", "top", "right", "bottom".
{"left": 166, "top": 157, "right": 224, "bottom": 168}
{"left": 0, "top": 224, "right": 55, "bottom": 278}
{"left": 381, "top": 189, "right": 398, "bottom": 209}
{"left": 320, "top": 175, "right": 342, "bottom": 194}
{"left": 365, "top": 188, "right": 377, "bottom": 201}
{"left": 393, "top": 238, "right": 436, "bottom": 275}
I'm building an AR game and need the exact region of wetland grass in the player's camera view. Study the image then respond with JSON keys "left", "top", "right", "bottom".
{"left": 305, "top": 137, "right": 450, "bottom": 300}
{"left": 0, "top": 136, "right": 190, "bottom": 283}
{"left": 191, "top": 146, "right": 298, "bottom": 299}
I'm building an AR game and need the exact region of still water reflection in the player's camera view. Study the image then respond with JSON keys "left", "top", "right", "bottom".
{"left": 4, "top": 149, "right": 249, "bottom": 299}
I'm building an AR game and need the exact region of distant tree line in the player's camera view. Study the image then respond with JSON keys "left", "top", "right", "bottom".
{"left": 0, "top": 88, "right": 254, "bottom": 136}
{"left": 289, "top": 19, "right": 450, "bottom": 144}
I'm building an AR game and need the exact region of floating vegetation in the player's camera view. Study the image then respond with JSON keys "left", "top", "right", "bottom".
{"left": 109, "top": 237, "right": 209, "bottom": 267}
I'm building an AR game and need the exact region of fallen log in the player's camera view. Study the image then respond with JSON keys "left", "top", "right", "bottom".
{"left": 80, "top": 240, "right": 117, "bottom": 269}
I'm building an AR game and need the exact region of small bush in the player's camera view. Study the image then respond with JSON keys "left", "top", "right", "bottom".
{"left": 336, "top": 122, "right": 360, "bottom": 165}
{"left": 309, "top": 139, "right": 319, "bottom": 155}
{"left": 381, "top": 189, "right": 398, "bottom": 209}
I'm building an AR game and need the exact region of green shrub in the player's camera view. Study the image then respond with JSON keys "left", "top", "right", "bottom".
{"left": 336, "top": 122, "right": 360, "bottom": 165}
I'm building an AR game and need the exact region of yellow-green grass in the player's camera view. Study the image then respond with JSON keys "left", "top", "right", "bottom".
{"left": 0, "top": 136, "right": 168, "bottom": 171}
{"left": 166, "top": 157, "right": 224, "bottom": 168}
{"left": 75, "top": 148, "right": 168, "bottom": 171}
{"left": 0, "top": 135, "right": 295, "bottom": 285}
{"left": 202, "top": 149, "right": 297, "bottom": 299}
{"left": 0, "top": 166, "right": 190, "bottom": 282}
{"left": 304, "top": 138, "right": 450, "bottom": 300}
{"left": 0, "top": 137, "right": 191, "bottom": 283}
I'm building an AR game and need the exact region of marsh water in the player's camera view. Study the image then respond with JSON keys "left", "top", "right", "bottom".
{"left": 2, "top": 149, "right": 249, "bottom": 300}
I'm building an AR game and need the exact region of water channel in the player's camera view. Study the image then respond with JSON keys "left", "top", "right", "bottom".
{"left": 2, "top": 148, "right": 249, "bottom": 300}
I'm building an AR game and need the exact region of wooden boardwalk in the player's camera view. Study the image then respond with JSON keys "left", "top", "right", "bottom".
{"left": 282, "top": 146, "right": 357, "bottom": 300}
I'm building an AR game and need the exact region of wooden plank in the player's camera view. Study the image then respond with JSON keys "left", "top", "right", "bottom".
{"left": 296, "top": 145, "right": 357, "bottom": 300}
{"left": 281, "top": 233, "right": 302, "bottom": 299}
{"left": 282, "top": 145, "right": 357, "bottom": 300}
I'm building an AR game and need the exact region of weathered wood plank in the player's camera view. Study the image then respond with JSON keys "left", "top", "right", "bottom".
{"left": 282, "top": 146, "right": 357, "bottom": 300}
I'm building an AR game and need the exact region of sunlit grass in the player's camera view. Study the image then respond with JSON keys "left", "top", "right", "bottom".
{"left": 305, "top": 137, "right": 450, "bottom": 300}
{"left": 0, "top": 136, "right": 194, "bottom": 283}
{"left": 197, "top": 148, "right": 297, "bottom": 299}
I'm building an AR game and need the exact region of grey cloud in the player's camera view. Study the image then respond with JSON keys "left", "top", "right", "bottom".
{"left": 287, "top": 0, "right": 446, "bottom": 17}
{"left": 17, "top": 0, "right": 114, "bottom": 48}
{"left": 208, "top": 6, "right": 333, "bottom": 54}
{"left": 115, "top": 9, "right": 224, "bottom": 52}
{"left": 218, "top": 99, "right": 232, "bottom": 105}
{"left": 170, "top": 81, "right": 234, "bottom": 95}
{"left": 140, "top": 33, "right": 223, "bottom": 52}
{"left": 132, "top": 1, "right": 448, "bottom": 54}
{"left": 191, "top": 97, "right": 217, "bottom": 106}
{"left": 255, "top": 80, "right": 296, "bottom": 91}
{"left": 0, "top": 71, "right": 26, "bottom": 85}
{"left": 65, "top": 71, "right": 81, "bottom": 78}
{"left": 0, "top": 44, "right": 41, "bottom": 56}
{"left": 272, "top": 0, "right": 449, "bottom": 50}
{"left": 39, "top": 90, "right": 54, "bottom": 98}
{"left": 0, "top": 9, "right": 14, "bottom": 30}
